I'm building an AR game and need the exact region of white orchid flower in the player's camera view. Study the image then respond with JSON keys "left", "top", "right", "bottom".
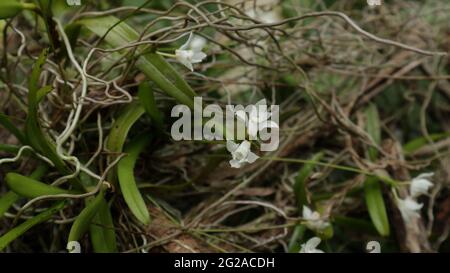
{"left": 396, "top": 197, "right": 423, "bottom": 223}
{"left": 302, "top": 205, "right": 330, "bottom": 232}
{"left": 226, "top": 140, "right": 259, "bottom": 168}
{"left": 175, "top": 33, "right": 207, "bottom": 71}
{"left": 410, "top": 173, "right": 433, "bottom": 198}
{"left": 236, "top": 99, "right": 279, "bottom": 138}
{"left": 299, "top": 237, "right": 325, "bottom": 253}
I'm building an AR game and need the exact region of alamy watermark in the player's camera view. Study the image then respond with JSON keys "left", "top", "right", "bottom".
{"left": 66, "top": 0, "right": 81, "bottom": 6}
{"left": 367, "top": 0, "right": 382, "bottom": 6}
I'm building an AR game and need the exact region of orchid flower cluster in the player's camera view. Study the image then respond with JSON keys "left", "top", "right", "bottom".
{"left": 226, "top": 99, "right": 279, "bottom": 168}
{"left": 396, "top": 173, "right": 434, "bottom": 223}
{"left": 167, "top": 33, "right": 279, "bottom": 168}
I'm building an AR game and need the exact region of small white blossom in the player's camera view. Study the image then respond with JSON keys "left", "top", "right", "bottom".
{"left": 189, "top": 35, "right": 207, "bottom": 52}
{"left": 236, "top": 99, "right": 279, "bottom": 138}
{"left": 302, "top": 205, "right": 330, "bottom": 232}
{"left": 395, "top": 172, "right": 434, "bottom": 223}
{"left": 226, "top": 140, "right": 259, "bottom": 168}
{"left": 410, "top": 173, "right": 433, "bottom": 198}
{"left": 396, "top": 197, "right": 423, "bottom": 223}
{"left": 299, "top": 237, "right": 324, "bottom": 253}
{"left": 175, "top": 33, "right": 207, "bottom": 71}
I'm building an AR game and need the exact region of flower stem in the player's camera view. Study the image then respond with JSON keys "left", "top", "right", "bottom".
{"left": 261, "top": 156, "right": 399, "bottom": 186}
{"left": 156, "top": 51, "right": 176, "bottom": 58}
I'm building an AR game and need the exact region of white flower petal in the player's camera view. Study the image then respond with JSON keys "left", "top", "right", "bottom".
{"left": 257, "top": 111, "right": 270, "bottom": 123}
{"left": 226, "top": 140, "right": 239, "bottom": 153}
{"left": 302, "top": 206, "right": 329, "bottom": 232}
{"left": 179, "top": 32, "right": 193, "bottom": 50}
{"left": 174, "top": 33, "right": 207, "bottom": 71}
{"left": 416, "top": 172, "right": 434, "bottom": 179}
{"left": 180, "top": 59, "right": 194, "bottom": 71}
{"left": 397, "top": 197, "right": 423, "bottom": 223}
{"left": 410, "top": 173, "right": 433, "bottom": 198}
{"left": 229, "top": 159, "right": 242, "bottom": 168}
{"left": 226, "top": 140, "right": 258, "bottom": 168}
{"left": 302, "top": 205, "right": 313, "bottom": 219}
{"left": 190, "top": 36, "right": 207, "bottom": 52}
{"left": 410, "top": 179, "right": 433, "bottom": 198}
{"left": 236, "top": 140, "right": 251, "bottom": 153}
{"left": 306, "top": 237, "right": 322, "bottom": 249}
{"left": 192, "top": 52, "right": 207, "bottom": 63}
{"left": 299, "top": 237, "right": 324, "bottom": 253}
{"left": 175, "top": 50, "right": 194, "bottom": 71}
{"left": 246, "top": 151, "right": 259, "bottom": 163}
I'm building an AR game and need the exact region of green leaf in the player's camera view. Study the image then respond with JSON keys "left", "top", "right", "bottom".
{"left": 145, "top": 52, "right": 196, "bottom": 98}
{"left": 89, "top": 198, "right": 117, "bottom": 253}
{"left": 0, "top": 165, "right": 48, "bottom": 219}
{"left": 68, "top": 193, "right": 104, "bottom": 243}
{"left": 364, "top": 177, "right": 390, "bottom": 236}
{"left": 364, "top": 103, "right": 390, "bottom": 237}
{"left": 0, "top": 144, "right": 19, "bottom": 153}
{"left": 6, "top": 173, "right": 70, "bottom": 199}
{"left": 51, "top": 0, "right": 81, "bottom": 20}
{"left": 106, "top": 102, "right": 145, "bottom": 184}
{"left": 77, "top": 16, "right": 196, "bottom": 108}
{"left": 136, "top": 54, "right": 195, "bottom": 108}
{"left": 0, "top": 201, "right": 65, "bottom": 251}
{"left": 64, "top": 23, "right": 82, "bottom": 50}
{"left": 0, "top": 113, "right": 27, "bottom": 144}
{"left": 138, "top": 81, "right": 164, "bottom": 131}
{"left": 403, "top": 132, "right": 450, "bottom": 155}
{"left": 293, "top": 152, "right": 324, "bottom": 210}
{"left": 0, "top": 0, "right": 34, "bottom": 19}
{"left": 36, "top": 85, "right": 53, "bottom": 103}
{"left": 365, "top": 103, "right": 381, "bottom": 161}
{"left": 106, "top": 102, "right": 145, "bottom": 156}
{"left": 288, "top": 224, "right": 305, "bottom": 253}
{"left": 25, "top": 49, "right": 69, "bottom": 173}
{"left": 117, "top": 134, "right": 151, "bottom": 225}
{"left": 0, "top": 192, "right": 20, "bottom": 219}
